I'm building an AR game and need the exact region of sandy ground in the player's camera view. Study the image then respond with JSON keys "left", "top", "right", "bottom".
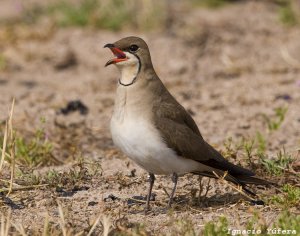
{"left": 0, "top": 1, "right": 300, "bottom": 235}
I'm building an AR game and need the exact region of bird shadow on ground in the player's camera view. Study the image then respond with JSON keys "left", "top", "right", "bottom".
{"left": 174, "top": 192, "right": 249, "bottom": 209}
{"left": 126, "top": 192, "right": 249, "bottom": 215}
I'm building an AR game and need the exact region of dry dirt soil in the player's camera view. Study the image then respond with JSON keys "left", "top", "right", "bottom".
{"left": 0, "top": 1, "right": 300, "bottom": 235}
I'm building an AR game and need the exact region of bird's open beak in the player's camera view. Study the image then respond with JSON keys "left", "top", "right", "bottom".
{"left": 104, "top": 43, "right": 127, "bottom": 67}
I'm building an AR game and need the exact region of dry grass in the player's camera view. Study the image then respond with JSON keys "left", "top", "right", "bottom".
{"left": 0, "top": 99, "right": 15, "bottom": 196}
{"left": 0, "top": 200, "right": 105, "bottom": 236}
{"left": 0, "top": 100, "right": 106, "bottom": 234}
{"left": 212, "top": 171, "right": 256, "bottom": 201}
{"left": 0, "top": 1, "right": 299, "bottom": 234}
{"left": 1, "top": 210, "right": 11, "bottom": 236}
{"left": 0, "top": 87, "right": 299, "bottom": 234}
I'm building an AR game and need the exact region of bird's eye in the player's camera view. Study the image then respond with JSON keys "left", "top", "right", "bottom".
{"left": 129, "top": 44, "right": 139, "bottom": 52}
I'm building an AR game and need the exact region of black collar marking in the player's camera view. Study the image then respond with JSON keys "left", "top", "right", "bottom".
{"left": 119, "top": 54, "right": 141, "bottom": 87}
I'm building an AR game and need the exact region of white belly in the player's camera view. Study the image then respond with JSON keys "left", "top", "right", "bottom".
{"left": 110, "top": 114, "right": 202, "bottom": 175}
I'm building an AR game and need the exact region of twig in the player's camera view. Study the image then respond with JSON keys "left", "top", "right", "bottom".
{"left": 12, "top": 223, "right": 27, "bottom": 236}
{"left": 277, "top": 165, "right": 299, "bottom": 175}
{"left": 102, "top": 216, "right": 112, "bottom": 236}
{"left": 0, "top": 121, "right": 8, "bottom": 173}
{"left": 189, "top": 206, "right": 203, "bottom": 213}
{"left": 0, "top": 148, "right": 11, "bottom": 159}
{"left": 74, "top": 231, "right": 84, "bottom": 236}
{"left": 0, "top": 98, "right": 15, "bottom": 194}
{"left": 0, "top": 179, "right": 24, "bottom": 188}
{"left": 212, "top": 171, "right": 256, "bottom": 201}
{"left": 127, "top": 197, "right": 146, "bottom": 204}
{"left": 57, "top": 201, "right": 67, "bottom": 236}
{"left": 42, "top": 213, "right": 49, "bottom": 236}
{"left": 280, "top": 46, "right": 300, "bottom": 67}
{"left": 1, "top": 209, "right": 11, "bottom": 236}
{"left": 0, "top": 184, "right": 48, "bottom": 193}
{"left": 6, "top": 138, "right": 15, "bottom": 197}
{"left": 8, "top": 98, "right": 15, "bottom": 140}
{"left": 87, "top": 215, "right": 101, "bottom": 236}
{"left": 221, "top": 53, "right": 234, "bottom": 67}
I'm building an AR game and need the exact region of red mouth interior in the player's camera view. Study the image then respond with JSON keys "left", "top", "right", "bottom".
{"left": 110, "top": 47, "right": 126, "bottom": 59}
{"left": 105, "top": 47, "right": 127, "bottom": 66}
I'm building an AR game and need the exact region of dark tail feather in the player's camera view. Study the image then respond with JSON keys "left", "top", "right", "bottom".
{"left": 235, "top": 175, "right": 277, "bottom": 197}
{"left": 193, "top": 171, "right": 275, "bottom": 197}
{"left": 236, "top": 175, "right": 276, "bottom": 186}
{"left": 242, "top": 186, "right": 256, "bottom": 196}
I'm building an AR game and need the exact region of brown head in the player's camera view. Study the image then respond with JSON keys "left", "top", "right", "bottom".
{"left": 104, "top": 37, "right": 156, "bottom": 86}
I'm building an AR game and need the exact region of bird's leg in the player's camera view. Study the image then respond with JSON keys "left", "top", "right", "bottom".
{"left": 168, "top": 173, "right": 178, "bottom": 207}
{"left": 145, "top": 173, "right": 155, "bottom": 212}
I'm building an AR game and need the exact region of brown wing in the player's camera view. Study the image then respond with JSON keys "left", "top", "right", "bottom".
{"left": 152, "top": 80, "right": 202, "bottom": 137}
{"left": 152, "top": 81, "right": 254, "bottom": 177}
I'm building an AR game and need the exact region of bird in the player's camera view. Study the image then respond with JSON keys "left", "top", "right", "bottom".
{"left": 104, "top": 36, "right": 271, "bottom": 211}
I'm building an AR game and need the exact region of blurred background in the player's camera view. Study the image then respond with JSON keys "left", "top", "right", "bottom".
{"left": 1, "top": 0, "right": 300, "bottom": 30}
{"left": 1, "top": 0, "right": 299, "bottom": 151}
{"left": 0, "top": 0, "right": 299, "bottom": 234}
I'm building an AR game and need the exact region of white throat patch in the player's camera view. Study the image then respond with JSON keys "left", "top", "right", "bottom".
{"left": 115, "top": 52, "right": 140, "bottom": 85}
